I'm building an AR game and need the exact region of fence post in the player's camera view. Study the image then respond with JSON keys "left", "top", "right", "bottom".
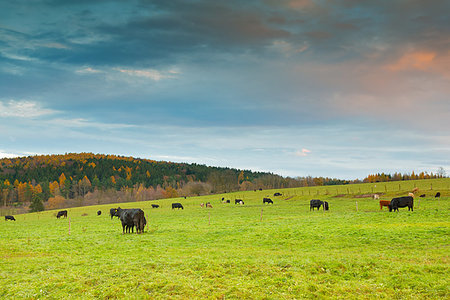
{"left": 356, "top": 201, "right": 358, "bottom": 212}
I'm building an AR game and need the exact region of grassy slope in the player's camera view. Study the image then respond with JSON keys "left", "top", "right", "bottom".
{"left": 0, "top": 179, "right": 449, "bottom": 299}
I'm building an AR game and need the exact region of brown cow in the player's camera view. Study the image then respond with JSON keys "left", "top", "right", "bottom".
{"left": 379, "top": 200, "right": 391, "bottom": 210}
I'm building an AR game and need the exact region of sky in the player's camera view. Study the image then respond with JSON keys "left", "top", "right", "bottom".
{"left": 0, "top": 0, "right": 449, "bottom": 179}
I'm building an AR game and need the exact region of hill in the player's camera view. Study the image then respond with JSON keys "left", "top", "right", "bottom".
{"left": 1, "top": 153, "right": 349, "bottom": 212}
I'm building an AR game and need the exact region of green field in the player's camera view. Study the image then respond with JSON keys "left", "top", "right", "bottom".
{"left": 1, "top": 179, "right": 449, "bottom": 299}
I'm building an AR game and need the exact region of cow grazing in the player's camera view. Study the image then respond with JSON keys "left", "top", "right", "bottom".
{"left": 97, "top": 210, "right": 102, "bottom": 216}
{"left": 310, "top": 199, "right": 324, "bottom": 211}
{"left": 115, "top": 208, "right": 146, "bottom": 234}
{"left": 379, "top": 200, "right": 391, "bottom": 210}
{"left": 235, "top": 199, "right": 243, "bottom": 204}
{"left": 226, "top": 200, "right": 230, "bottom": 203}
{"left": 408, "top": 192, "right": 415, "bottom": 197}
{"left": 419, "top": 194, "right": 426, "bottom": 198}
{"left": 5, "top": 215, "right": 16, "bottom": 221}
{"left": 110, "top": 208, "right": 119, "bottom": 219}
{"left": 151, "top": 204, "right": 159, "bottom": 208}
{"left": 435, "top": 192, "right": 441, "bottom": 198}
{"left": 389, "top": 196, "right": 414, "bottom": 212}
{"left": 263, "top": 198, "right": 273, "bottom": 204}
{"left": 373, "top": 194, "right": 380, "bottom": 200}
{"left": 200, "top": 203, "right": 204, "bottom": 208}
{"left": 56, "top": 210, "right": 68, "bottom": 218}
{"left": 323, "top": 201, "right": 329, "bottom": 211}
{"left": 206, "top": 203, "right": 213, "bottom": 208}
{"left": 172, "top": 203, "right": 184, "bottom": 209}
{"left": 274, "top": 192, "right": 282, "bottom": 196}
{"left": 412, "top": 187, "right": 419, "bottom": 193}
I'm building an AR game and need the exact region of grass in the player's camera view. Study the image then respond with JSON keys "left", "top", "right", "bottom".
{"left": 1, "top": 178, "right": 449, "bottom": 299}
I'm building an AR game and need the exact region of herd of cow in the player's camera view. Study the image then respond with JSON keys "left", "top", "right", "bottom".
{"left": 3, "top": 191, "right": 444, "bottom": 233}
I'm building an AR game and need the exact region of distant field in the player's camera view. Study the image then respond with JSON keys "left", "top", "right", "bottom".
{"left": 1, "top": 179, "right": 449, "bottom": 299}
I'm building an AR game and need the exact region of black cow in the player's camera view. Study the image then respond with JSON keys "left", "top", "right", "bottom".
{"left": 419, "top": 194, "right": 426, "bottom": 198}
{"left": 116, "top": 208, "right": 146, "bottom": 234}
{"left": 263, "top": 198, "right": 273, "bottom": 204}
{"left": 56, "top": 210, "right": 68, "bottom": 218}
{"left": 389, "top": 196, "right": 414, "bottom": 212}
{"left": 274, "top": 192, "right": 282, "bottom": 196}
{"left": 151, "top": 204, "right": 160, "bottom": 208}
{"left": 97, "top": 210, "right": 102, "bottom": 216}
{"left": 323, "top": 201, "right": 329, "bottom": 211}
{"left": 172, "top": 203, "right": 184, "bottom": 209}
{"left": 235, "top": 199, "right": 244, "bottom": 205}
{"left": 5, "top": 215, "right": 16, "bottom": 221}
{"left": 435, "top": 192, "right": 441, "bottom": 198}
{"left": 310, "top": 199, "right": 324, "bottom": 211}
{"left": 226, "top": 200, "right": 230, "bottom": 203}
{"left": 110, "top": 208, "right": 119, "bottom": 219}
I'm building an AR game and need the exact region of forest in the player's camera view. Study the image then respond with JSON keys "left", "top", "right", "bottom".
{"left": 0, "top": 153, "right": 444, "bottom": 213}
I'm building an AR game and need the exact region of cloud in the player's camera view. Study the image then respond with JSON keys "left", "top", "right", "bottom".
{"left": 76, "top": 67, "right": 102, "bottom": 74}
{"left": 115, "top": 68, "right": 178, "bottom": 81}
{"left": 0, "top": 100, "right": 58, "bottom": 118}
{"left": 295, "top": 148, "right": 311, "bottom": 157}
{"left": 387, "top": 51, "right": 436, "bottom": 71}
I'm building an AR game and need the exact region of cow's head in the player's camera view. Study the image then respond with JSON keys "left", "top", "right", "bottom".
{"left": 388, "top": 204, "right": 393, "bottom": 212}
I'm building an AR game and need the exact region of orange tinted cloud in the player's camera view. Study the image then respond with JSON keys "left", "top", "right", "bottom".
{"left": 387, "top": 51, "right": 436, "bottom": 71}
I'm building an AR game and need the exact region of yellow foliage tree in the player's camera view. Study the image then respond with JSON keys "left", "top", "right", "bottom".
{"left": 163, "top": 186, "right": 178, "bottom": 199}
{"left": 59, "top": 173, "right": 66, "bottom": 188}
{"left": 46, "top": 195, "right": 66, "bottom": 210}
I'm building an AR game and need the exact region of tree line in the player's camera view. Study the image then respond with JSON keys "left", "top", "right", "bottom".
{"left": 1, "top": 153, "right": 443, "bottom": 213}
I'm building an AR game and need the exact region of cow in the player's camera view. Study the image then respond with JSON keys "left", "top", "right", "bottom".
{"left": 310, "top": 199, "right": 323, "bottom": 211}
{"left": 263, "top": 198, "right": 273, "bottom": 204}
{"left": 5, "top": 215, "right": 16, "bottom": 221}
{"left": 110, "top": 208, "right": 119, "bottom": 219}
{"left": 200, "top": 203, "right": 204, "bottom": 208}
{"left": 115, "top": 208, "right": 146, "bottom": 234}
{"left": 379, "top": 200, "right": 391, "bottom": 210}
{"left": 151, "top": 204, "right": 160, "bottom": 208}
{"left": 235, "top": 199, "right": 244, "bottom": 205}
{"left": 412, "top": 187, "right": 419, "bottom": 193}
{"left": 435, "top": 192, "right": 441, "bottom": 198}
{"left": 373, "top": 194, "right": 380, "bottom": 200}
{"left": 274, "top": 192, "right": 282, "bottom": 196}
{"left": 408, "top": 192, "right": 415, "bottom": 197}
{"left": 419, "top": 194, "right": 426, "bottom": 198}
{"left": 172, "top": 203, "right": 184, "bottom": 209}
{"left": 56, "top": 210, "right": 68, "bottom": 218}
{"left": 323, "top": 201, "right": 329, "bottom": 211}
{"left": 389, "top": 196, "right": 414, "bottom": 212}
{"left": 97, "top": 210, "right": 102, "bottom": 216}
{"left": 206, "top": 203, "right": 213, "bottom": 208}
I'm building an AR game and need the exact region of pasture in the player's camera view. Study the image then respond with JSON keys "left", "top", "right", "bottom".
{"left": 1, "top": 179, "right": 449, "bottom": 299}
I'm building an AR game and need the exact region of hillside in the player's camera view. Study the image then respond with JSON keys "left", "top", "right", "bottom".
{"left": 0, "top": 153, "right": 274, "bottom": 210}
